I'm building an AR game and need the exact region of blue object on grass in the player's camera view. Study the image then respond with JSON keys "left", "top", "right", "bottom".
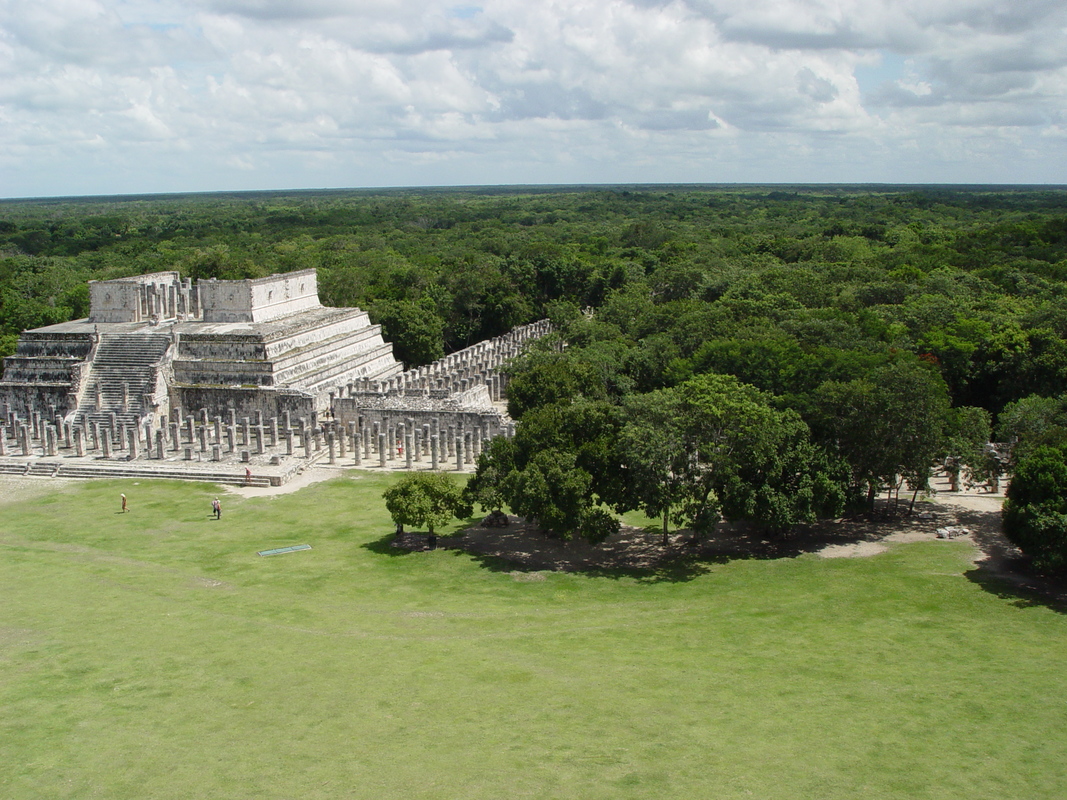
{"left": 257, "top": 544, "right": 312, "bottom": 556}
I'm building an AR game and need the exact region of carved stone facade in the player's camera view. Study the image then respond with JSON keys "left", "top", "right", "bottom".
{"left": 0, "top": 270, "right": 551, "bottom": 481}
{"left": 0, "top": 269, "right": 402, "bottom": 426}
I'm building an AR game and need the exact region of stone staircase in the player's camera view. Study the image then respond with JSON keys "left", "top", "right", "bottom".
{"left": 74, "top": 333, "right": 172, "bottom": 429}
{"left": 0, "top": 458, "right": 279, "bottom": 486}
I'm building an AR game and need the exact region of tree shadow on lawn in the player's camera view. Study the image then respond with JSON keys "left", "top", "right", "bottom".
{"left": 368, "top": 510, "right": 959, "bottom": 584}
{"left": 952, "top": 505, "right": 1067, "bottom": 614}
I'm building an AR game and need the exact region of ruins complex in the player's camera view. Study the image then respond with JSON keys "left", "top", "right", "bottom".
{"left": 0, "top": 269, "right": 549, "bottom": 484}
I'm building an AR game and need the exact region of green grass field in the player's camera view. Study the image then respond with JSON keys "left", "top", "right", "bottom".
{"left": 1, "top": 473, "right": 1065, "bottom": 799}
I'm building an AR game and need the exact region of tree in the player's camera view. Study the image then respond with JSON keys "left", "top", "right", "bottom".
{"left": 463, "top": 400, "right": 623, "bottom": 543}
{"left": 618, "top": 388, "right": 692, "bottom": 545}
{"left": 382, "top": 472, "right": 471, "bottom": 549}
{"left": 997, "top": 394, "right": 1067, "bottom": 464}
{"left": 1002, "top": 445, "right": 1067, "bottom": 572}
{"left": 812, "top": 361, "right": 951, "bottom": 509}
{"left": 941, "top": 406, "right": 992, "bottom": 492}
{"left": 616, "top": 374, "right": 850, "bottom": 540}
{"left": 369, "top": 299, "right": 445, "bottom": 367}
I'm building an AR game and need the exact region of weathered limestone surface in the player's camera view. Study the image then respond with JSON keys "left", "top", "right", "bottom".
{"left": 0, "top": 269, "right": 550, "bottom": 481}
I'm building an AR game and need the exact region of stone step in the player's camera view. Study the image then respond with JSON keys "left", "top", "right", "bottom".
{"left": 0, "top": 459, "right": 275, "bottom": 486}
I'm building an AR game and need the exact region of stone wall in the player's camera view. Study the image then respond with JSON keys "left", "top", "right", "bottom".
{"left": 199, "top": 269, "right": 320, "bottom": 323}
{"left": 89, "top": 271, "right": 192, "bottom": 323}
{"left": 174, "top": 386, "right": 315, "bottom": 422}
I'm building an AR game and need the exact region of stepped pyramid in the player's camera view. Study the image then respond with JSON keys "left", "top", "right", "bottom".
{"left": 0, "top": 269, "right": 402, "bottom": 427}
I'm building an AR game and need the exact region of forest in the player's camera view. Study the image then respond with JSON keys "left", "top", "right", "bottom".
{"left": 3, "top": 185, "right": 1067, "bottom": 555}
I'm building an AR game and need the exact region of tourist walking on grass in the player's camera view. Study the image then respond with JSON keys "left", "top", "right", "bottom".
{"left": 121, "top": 493, "right": 128, "bottom": 513}
{"left": 212, "top": 497, "right": 221, "bottom": 519}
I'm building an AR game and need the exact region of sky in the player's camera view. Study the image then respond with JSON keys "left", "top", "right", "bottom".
{"left": 1, "top": 0, "right": 1066, "bottom": 198}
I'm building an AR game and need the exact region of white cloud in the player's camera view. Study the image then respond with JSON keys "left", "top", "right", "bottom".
{"left": 1, "top": 0, "right": 1065, "bottom": 197}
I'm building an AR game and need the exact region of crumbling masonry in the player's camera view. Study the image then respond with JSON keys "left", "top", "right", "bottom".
{"left": 0, "top": 269, "right": 549, "bottom": 484}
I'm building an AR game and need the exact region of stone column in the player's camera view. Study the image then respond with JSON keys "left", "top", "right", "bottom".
{"left": 269, "top": 418, "right": 278, "bottom": 447}
{"left": 255, "top": 425, "right": 264, "bottom": 455}
{"left": 328, "top": 432, "right": 336, "bottom": 464}
{"left": 456, "top": 435, "right": 464, "bottom": 471}
{"left": 285, "top": 429, "right": 294, "bottom": 456}
{"left": 101, "top": 430, "right": 111, "bottom": 459}
{"left": 378, "top": 433, "right": 387, "bottom": 468}
{"left": 302, "top": 429, "right": 312, "bottom": 457}
{"left": 74, "top": 427, "right": 85, "bottom": 457}
{"left": 170, "top": 423, "right": 180, "bottom": 451}
{"left": 338, "top": 429, "right": 346, "bottom": 459}
{"left": 155, "top": 430, "right": 164, "bottom": 460}
{"left": 353, "top": 434, "right": 362, "bottom": 466}
{"left": 214, "top": 417, "right": 223, "bottom": 445}
{"left": 226, "top": 425, "right": 236, "bottom": 454}
{"left": 431, "top": 435, "right": 439, "bottom": 470}
{"left": 241, "top": 417, "right": 250, "bottom": 447}
{"left": 405, "top": 432, "right": 413, "bottom": 470}
{"left": 128, "top": 427, "right": 139, "bottom": 460}
{"left": 198, "top": 425, "right": 207, "bottom": 453}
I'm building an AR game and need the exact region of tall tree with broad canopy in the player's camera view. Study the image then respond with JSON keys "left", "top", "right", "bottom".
{"left": 1002, "top": 445, "right": 1067, "bottom": 572}
{"left": 617, "top": 373, "right": 851, "bottom": 540}
{"left": 811, "top": 360, "right": 952, "bottom": 509}
{"left": 383, "top": 472, "right": 471, "bottom": 549}
{"left": 464, "top": 400, "right": 624, "bottom": 543}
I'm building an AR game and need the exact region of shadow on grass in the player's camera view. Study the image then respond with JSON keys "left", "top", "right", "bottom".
{"left": 362, "top": 530, "right": 423, "bottom": 557}
{"left": 942, "top": 505, "right": 1067, "bottom": 614}
{"left": 365, "top": 513, "right": 926, "bottom": 584}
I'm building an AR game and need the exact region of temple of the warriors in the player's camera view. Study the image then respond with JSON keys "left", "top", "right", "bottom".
{"left": 0, "top": 269, "right": 549, "bottom": 484}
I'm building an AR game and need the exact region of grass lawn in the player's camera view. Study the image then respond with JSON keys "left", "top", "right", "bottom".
{"left": 1, "top": 472, "right": 1065, "bottom": 799}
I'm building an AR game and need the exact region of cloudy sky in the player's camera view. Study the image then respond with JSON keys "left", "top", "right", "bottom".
{"left": 1, "top": 0, "right": 1065, "bottom": 198}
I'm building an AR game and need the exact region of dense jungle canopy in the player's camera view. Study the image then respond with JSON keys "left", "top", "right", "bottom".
{"left": 3, "top": 185, "right": 1067, "bottom": 540}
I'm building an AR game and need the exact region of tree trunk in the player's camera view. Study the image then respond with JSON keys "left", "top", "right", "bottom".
{"left": 662, "top": 508, "right": 670, "bottom": 547}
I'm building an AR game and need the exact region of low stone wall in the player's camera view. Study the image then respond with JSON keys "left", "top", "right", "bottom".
{"left": 174, "top": 386, "right": 315, "bottom": 422}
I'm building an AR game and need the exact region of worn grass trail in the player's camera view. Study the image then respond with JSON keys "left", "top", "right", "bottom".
{"left": 1, "top": 474, "right": 1065, "bottom": 799}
